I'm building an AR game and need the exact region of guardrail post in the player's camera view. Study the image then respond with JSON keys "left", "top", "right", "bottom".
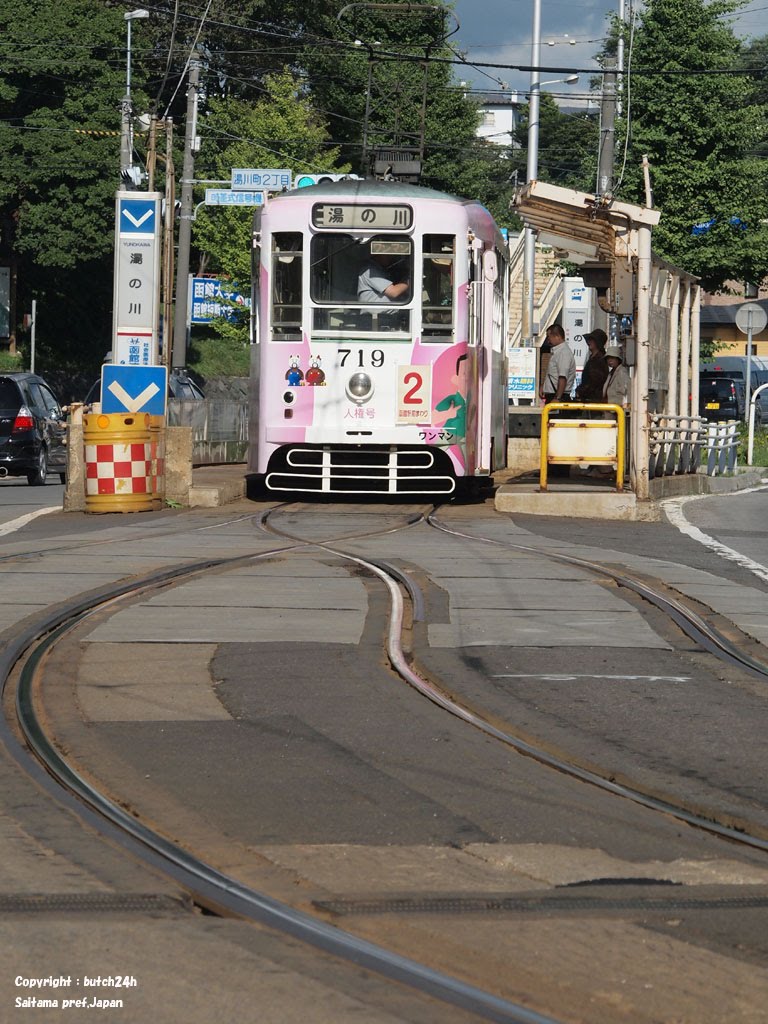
{"left": 706, "top": 422, "right": 716, "bottom": 475}
{"left": 726, "top": 422, "right": 738, "bottom": 473}
{"left": 539, "top": 404, "right": 551, "bottom": 491}
{"left": 717, "top": 422, "right": 727, "bottom": 476}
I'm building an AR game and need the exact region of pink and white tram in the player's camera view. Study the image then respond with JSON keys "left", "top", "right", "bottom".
{"left": 248, "top": 179, "right": 509, "bottom": 495}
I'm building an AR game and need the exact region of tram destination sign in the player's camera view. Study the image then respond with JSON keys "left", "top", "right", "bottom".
{"left": 312, "top": 203, "right": 412, "bottom": 230}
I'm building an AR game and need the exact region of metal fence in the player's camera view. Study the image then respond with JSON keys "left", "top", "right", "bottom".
{"left": 168, "top": 398, "right": 249, "bottom": 464}
{"left": 648, "top": 414, "right": 739, "bottom": 479}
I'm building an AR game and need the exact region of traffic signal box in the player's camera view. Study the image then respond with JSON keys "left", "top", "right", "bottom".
{"left": 293, "top": 174, "right": 363, "bottom": 188}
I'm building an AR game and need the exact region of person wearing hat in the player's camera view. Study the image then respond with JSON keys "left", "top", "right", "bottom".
{"left": 603, "top": 345, "right": 630, "bottom": 408}
{"left": 588, "top": 344, "right": 631, "bottom": 478}
{"left": 575, "top": 328, "right": 608, "bottom": 404}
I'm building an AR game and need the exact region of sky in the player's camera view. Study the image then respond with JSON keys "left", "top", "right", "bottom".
{"left": 449, "top": 0, "right": 768, "bottom": 102}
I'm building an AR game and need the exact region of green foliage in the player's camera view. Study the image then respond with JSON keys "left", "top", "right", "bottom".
{"left": 0, "top": 349, "right": 24, "bottom": 371}
{"left": 0, "top": 1, "right": 133, "bottom": 368}
{"left": 510, "top": 93, "right": 599, "bottom": 192}
{"left": 300, "top": 1, "right": 514, "bottom": 220}
{"left": 187, "top": 334, "right": 250, "bottom": 378}
{"left": 192, "top": 72, "right": 343, "bottom": 343}
{"left": 737, "top": 423, "right": 768, "bottom": 465}
{"left": 616, "top": 0, "right": 768, "bottom": 289}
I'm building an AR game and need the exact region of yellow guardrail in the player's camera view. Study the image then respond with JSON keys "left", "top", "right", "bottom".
{"left": 540, "top": 402, "right": 626, "bottom": 492}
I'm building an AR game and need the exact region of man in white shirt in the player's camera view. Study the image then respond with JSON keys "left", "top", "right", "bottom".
{"left": 540, "top": 324, "right": 576, "bottom": 404}
{"left": 357, "top": 252, "right": 409, "bottom": 303}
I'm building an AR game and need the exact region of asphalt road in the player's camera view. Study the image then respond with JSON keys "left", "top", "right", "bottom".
{"left": 0, "top": 475, "right": 62, "bottom": 531}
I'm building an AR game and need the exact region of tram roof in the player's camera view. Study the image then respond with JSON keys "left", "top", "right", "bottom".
{"left": 270, "top": 178, "right": 505, "bottom": 248}
{"left": 282, "top": 178, "right": 470, "bottom": 204}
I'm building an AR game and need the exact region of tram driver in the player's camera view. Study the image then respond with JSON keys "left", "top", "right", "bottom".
{"left": 357, "top": 242, "right": 410, "bottom": 304}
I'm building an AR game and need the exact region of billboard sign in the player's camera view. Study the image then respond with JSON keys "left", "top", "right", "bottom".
{"left": 190, "top": 278, "right": 251, "bottom": 324}
{"left": 508, "top": 346, "right": 536, "bottom": 400}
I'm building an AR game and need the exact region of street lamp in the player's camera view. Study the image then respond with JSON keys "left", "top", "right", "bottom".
{"left": 521, "top": 0, "right": 541, "bottom": 346}
{"left": 540, "top": 75, "right": 579, "bottom": 87}
{"left": 522, "top": 38, "right": 579, "bottom": 345}
{"left": 120, "top": 9, "right": 149, "bottom": 189}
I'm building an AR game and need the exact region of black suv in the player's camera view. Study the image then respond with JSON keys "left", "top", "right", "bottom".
{"left": 699, "top": 375, "right": 746, "bottom": 423}
{"left": 0, "top": 373, "right": 67, "bottom": 485}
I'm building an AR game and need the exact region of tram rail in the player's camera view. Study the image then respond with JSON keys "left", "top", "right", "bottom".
{"left": 4, "top": 501, "right": 768, "bottom": 1023}
{"left": 258, "top": 502, "right": 768, "bottom": 850}
{"left": 0, "top": 514, "right": 559, "bottom": 1024}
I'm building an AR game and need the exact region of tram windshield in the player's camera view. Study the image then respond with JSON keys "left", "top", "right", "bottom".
{"left": 311, "top": 234, "right": 413, "bottom": 335}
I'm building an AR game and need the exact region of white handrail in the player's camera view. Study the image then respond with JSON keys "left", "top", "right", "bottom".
{"left": 747, "top": 381, "right": 768, "bottom": 465}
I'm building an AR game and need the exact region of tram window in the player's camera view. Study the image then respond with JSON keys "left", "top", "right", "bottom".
{"left": 422, "top": 234, "right": 454, "bottom": 340}
{"left": 310, "top": 234, "right": 363, "bottom": 304}
{"left": 310, "top": 233, "right": 412, "bottom": 334}
{"left": 271, "top": 232, "right": 303, "bottom": 342}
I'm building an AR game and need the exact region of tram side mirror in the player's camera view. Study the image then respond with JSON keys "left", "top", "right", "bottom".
{"left": 483, "top": 250, "right": 498, "bottom": 282}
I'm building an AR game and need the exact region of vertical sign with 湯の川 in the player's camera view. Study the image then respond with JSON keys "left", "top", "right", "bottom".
{"left": 112, "top": 192, "right": 162, "bottom": 366}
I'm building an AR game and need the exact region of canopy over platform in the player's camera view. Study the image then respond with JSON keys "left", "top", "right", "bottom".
{"left": 514, "top": 180, "right": 660, "bottom": 264}
{"left": 513, "top": 180, "right": 701, "bottom": 500}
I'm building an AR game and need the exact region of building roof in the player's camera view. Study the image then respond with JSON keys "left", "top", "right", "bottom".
{"left": 473, "top": 92, "right": 521, "bottom": 107}
{"left": 700, "top": 299, "right": 768, "bottom": 325}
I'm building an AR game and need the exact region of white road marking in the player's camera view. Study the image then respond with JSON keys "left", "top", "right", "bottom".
{"left": 0, "top": 506, "right": 59, "bottom": 537}
{"left": 107, "top": 380, "right": 160, "bottom": 413}
{"left": 661, "top": 484, "right": 768, "bottom": 585}
{"left": 492, "top": 673, "right": 691, "bottom": 682}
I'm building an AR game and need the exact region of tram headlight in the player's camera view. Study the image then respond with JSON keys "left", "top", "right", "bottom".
{"left": 346, "top": 372, "right": 374, "bottom": 404}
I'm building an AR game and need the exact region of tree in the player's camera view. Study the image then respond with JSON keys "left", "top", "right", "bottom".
{"left": 510, "top": 92, "right": 599, "bottom": 193}
{"left": 0, "top": 0, "right": 128, "bottom": 367}
{"left": 298, "top": 0, "right": 514, "bottom": 219}
{"left": 615, "top": 0, "right": 768, "bottom": 290}
{"left": 191, "top": 72, "right": 344, "bottom": 343}
{"left": 739, "top": 33, "right": 768, "bottom": 157}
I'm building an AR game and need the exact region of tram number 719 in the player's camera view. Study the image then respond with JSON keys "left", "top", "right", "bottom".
{"left": 339, "top": 348, "right": 385, "bottom": 368}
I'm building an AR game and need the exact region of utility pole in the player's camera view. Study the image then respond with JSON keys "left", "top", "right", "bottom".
{"left": 521, "top": 0, "right": 541, "bottom": 346}
{"left": 29, "top": 299, "right": 37, "bottom": 374}
{"left": 146, "top": 114, "right": 159, "bottom": 192}
{"left": 617, "top": 0, "right": 626, "bottom": 116}
{"left": 163, "top": 118, "right": 175, "bottom": 370}
{"left": 120, "top": 10, "right": 149, "bottom": 189}
{"left": 597, "top": 58, "right": 617, "bottom": 197}
{"left": 172, "top": 58, "right": 201, "bottom": 369}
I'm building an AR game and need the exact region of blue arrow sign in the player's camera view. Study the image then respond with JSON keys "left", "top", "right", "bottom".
{"left": 119, "top": 197, "right": 158, "bottom": 235}
{"left": 101, "top": 365, "right": 168, "bottom": 415}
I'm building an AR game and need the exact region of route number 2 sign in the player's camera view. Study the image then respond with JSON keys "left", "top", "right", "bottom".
{"left": 397, "top": 365, "right": 432, "bottom": 424}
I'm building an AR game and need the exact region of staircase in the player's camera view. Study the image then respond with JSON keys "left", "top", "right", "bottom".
{"left": 507, "top": 232, "right": 564, "bottom": 347}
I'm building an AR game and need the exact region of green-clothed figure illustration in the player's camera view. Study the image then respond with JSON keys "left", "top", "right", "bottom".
{"left": 433, "top": 354, "right": 468, "bottom": 438}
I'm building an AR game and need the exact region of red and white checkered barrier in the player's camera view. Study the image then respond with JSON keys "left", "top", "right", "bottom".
{"left": 85, "top": 441, "right": 151, "bottom": 496}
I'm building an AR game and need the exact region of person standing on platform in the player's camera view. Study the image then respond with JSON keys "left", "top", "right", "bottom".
{"left": 590, "top": 344, "right": 631, "bottom": 478}
{"left": 603, "top": 345, "right": 630, "bottom": 409}
{"left": 575, "top": 328, "right": 608, "bottom": 404}
{"left": 539, "top": 324, "right": 576, "bottom": 404}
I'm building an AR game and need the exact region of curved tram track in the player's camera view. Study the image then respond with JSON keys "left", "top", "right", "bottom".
{"left": 1, "top": 516, "right": 558, "bottom": 1024}
{"left": 3, "top": 500, "right": 768, "bottom": 1023}
{"left": 260, "top": 502, "right": 768, "bottom": 851}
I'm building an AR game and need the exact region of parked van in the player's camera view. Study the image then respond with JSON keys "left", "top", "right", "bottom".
{"left": 699, "top": 376, "right": 746, "bottom": 422}
{"left": 701, "top": 358, "right": 768, "bottom": 424}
